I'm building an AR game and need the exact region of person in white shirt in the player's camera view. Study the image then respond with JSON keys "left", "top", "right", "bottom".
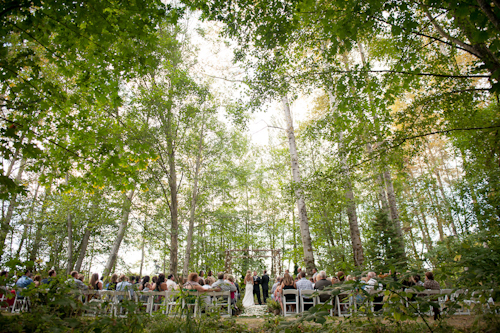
{"left": 166, "top": 274, "right": 177, "bottom": 291}
{"left": 116, "top": 274, "right": 134, "bottom": 301}
{"left": 365, "top": 272, "right": 382, "bottom": 291}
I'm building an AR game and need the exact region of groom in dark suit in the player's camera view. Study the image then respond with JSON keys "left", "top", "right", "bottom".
{"left": 252, "top": 270, "right": 262, "bottom": 305}
{"left": 261, "top": 270, "right": 269, "bottom": 303}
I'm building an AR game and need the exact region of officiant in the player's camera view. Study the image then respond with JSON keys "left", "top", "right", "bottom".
{"left": 252, "top": 270, "right": 262, "bottom": 305}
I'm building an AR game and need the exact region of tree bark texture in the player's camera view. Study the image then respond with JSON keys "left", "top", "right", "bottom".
{"left": 74, "top": 200, "right": 98, "bottom": 272}
{"left": 30, "top": 185, "right": 52, "bottom": 263}
{"left": 327, "top": 91, "right": 364, "bottom": 267}
{"left": 182, "top": 123, "right": 205, "bottom": 278}
{"left": 0, "top": 157, "right": 27, "bottom": 257}
{"left": 102, "top": 190, "right": 135, "bottom": 277}
{"left": 282, "top": 96, "right": 316, "bottom": 275}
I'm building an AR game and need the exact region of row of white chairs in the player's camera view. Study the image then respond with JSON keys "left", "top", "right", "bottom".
{"left": 279, "top": 288, "right": 496, "bottom": 317}
{"left": 1, "top": 290, "right": 233, "bottom": 318}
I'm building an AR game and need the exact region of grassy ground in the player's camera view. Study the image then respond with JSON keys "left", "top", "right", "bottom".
{"left": 234, "top": 315, "right": 477, "bottom": 331}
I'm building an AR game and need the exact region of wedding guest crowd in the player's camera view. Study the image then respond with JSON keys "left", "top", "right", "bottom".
{"left": 1, "top": 265, "right": 444, "bottom": 319}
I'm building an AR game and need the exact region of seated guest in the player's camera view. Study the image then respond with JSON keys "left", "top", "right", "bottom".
{"left": 212, "top": 272, "right": 236, "bottom": 292}
{"left": 166, "top": 274, "right": 177, "bottom": 291}
{"left": 315, "top": 271, "right": 332, "bottom": 303}
{"left": 226, "top": 275, "right": 237, "bottom": 304}
{"left": 199, "top": 270, "right": 205, "bottom": 278}
{"left": 129, "top": 275, "right": 137, "bottom": 289}
{"left": 202, "top": 277, "right": 215, "bottom": 289}
{"left": 16, "top": 270, "right": 34, "bottom": 291}
{"left": 296, "top": 272, "right": 313, "bottom": 293}
{"left": 337, "top": 271, "right": 346, "bottom": 282}
{"left": 366, "top": 272, "right": 383, "bottom": 311}
{"left": 296, "top": 272, "right": 314, "bottom": 310}
{"left": 140, "top": 282, "right": 152, "bottom": 302}
{"left": 41, "top": 270, "right": 56, "bottom": 285}
{"left": 90, "top": 273, "right": 103, "bottom": 290}
{"left": 202, "top": 277, "right": 215, "bottom": 305}
{"left": 139, "top": 275, "right": 150, "bottom": 291}
{"left": 33, "top": 275, "right": 42, "bottom": 287}
{"left": 0, "top": 270, "right": 16, "bottom": 307}
{"left": 233, "top": 277, "right": 241, "bottom": 301}
{"left": 151, "top": 276, "right": 158, "bottom": 290}
{"left": 116, "top": 275, "right": 133, "bottom": 300}
{"left": 423, "top": 272, "right": 440, "bottom": 290}
{"left": 280, "top": 273, "right": 297, "bottom": 313}
{"left": 424, "top": 272, "right": 440, "bottom": 320}
{"left": 155, "top": 273, "right": 168, "bottom": 291}
{"left": 414, "top": 274, "right": 424, "bottom": 287}
{"left": 184, "top": 272, "right": 220, "bottom": 292}
{"left": 106, "top": 273, "right": 118, "bottom": 290}
{"left": 312, "top": 268, "right": 318, "bottom": 282}
{"left": 78, "top": 274, "right": 85, "bottom": 282}
{"left": 365, "top": 272, "right": 382, "bottom": 291}
{"left": 332, "top": 276, "right": 340, "bottom": 284}
{"left": 68, "top": 271, "right": 88, "bottom": 290}
{"left": 271, "top": 276, "right": 281, "bottom": 300}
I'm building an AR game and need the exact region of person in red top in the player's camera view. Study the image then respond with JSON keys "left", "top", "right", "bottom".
{"left": 0, "top": 271, "right": 15, "bottom": 308}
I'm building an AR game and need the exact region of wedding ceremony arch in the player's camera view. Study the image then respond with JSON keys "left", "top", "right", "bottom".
{"left": 224, "top": 248, "right": 282, "bottom": 277}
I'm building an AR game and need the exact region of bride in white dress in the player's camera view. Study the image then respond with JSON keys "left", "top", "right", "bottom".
{"left": 242, "top": 272, "right": 255, "bottom": 307}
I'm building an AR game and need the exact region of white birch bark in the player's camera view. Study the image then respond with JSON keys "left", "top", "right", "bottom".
{"left": 0, "top": 157, "right": 27, "bottom": 256}
{"left": 102, "top": 190, "right": 135, "bottom": 277}
{"left": 182, "top": 123, "right": 205, "bottom": 278}
{"left": 282, "top": 96, "right": 316, "bottom": 275}
{"left": 327, "top": 91, "right": 364, "bottom": 267}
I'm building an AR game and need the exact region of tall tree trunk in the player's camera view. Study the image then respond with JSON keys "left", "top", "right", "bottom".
{"left": 358, "top": 44, "right": 405, "bottom": 261}
{"left": 30, "top": 185, "right": 52, "bottom": 262}
{"left": 282, "top": 96, "right": 316, "bottom": 275}
{"left": 0, "top": 157, "right": 27, "bottom": 257}
{"left": 16, "top": 183, "right": 40, "bottom": 257}
{"left": 74, "top": 228, "right": 91, "bottom": 272}
{"left": 327, "top": 91, "right": 364, "bottom": 267}
{"left": 102, "top": 190, "right": 135, "bottom": 277}
{"left": 74, "top": 199, "right": 98, "bottom": 272}
{"left": 425, "top": 141, "right": 458, "bottom": 235}
{"left": 383, "top": 170, "right": 406, "bottom": 249}
{"left": 139, "top": 236, "right": 145, "bottom": 278}
{"left": 65, "top": 173, "right": 74, "bottom": 275}
{"left": 168, "top": 142, "right": 179, "bottom": 277}
{"left": 424, "top": 186, "right": 445, "bottom": 241}
{"left": 182, "top": 123, "right": 205, "bottom": 278}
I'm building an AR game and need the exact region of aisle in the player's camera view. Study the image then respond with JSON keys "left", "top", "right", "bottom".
{"left": 239, "top": 304, "right": 268, "bottom": 317}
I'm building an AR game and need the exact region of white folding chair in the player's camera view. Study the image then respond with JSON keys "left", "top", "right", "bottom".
{"left": 0, "top": 292, "right": 13, "bottom": 312}
{"left": 211, "top": 291, "right": 231, "bottom": 318}
{"left": 336, "top": 291, "right": 355, "bottom": 317}
{"left": 450, "top": 289, "right": 470, "bottom": 315}
{"left": 165, "top": 290, "right": 180, "bottom": 315}
{"left": 368, "top": 289, "right": 385, "bottom": 315}
{"left": 315, "top": 291, "right": 334, "bottom": 316}
{"left": 98, "top": 290, "right": 118, "bottom": 316}
{"left": 282, "top": 289, "right": 299, "bottom": 317}
{"left": 299, "top": 290, "right": 316, "bottom": 314}
{"left": 134, "top": 291, "right": 154, "bottom": 314}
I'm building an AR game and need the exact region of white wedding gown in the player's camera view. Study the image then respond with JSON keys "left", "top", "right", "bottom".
{"left": 242, "top": 281, "right": 255, "bottom": 307}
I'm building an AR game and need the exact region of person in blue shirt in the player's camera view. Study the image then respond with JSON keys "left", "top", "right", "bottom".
{"left": 16, "top": 270, "right": 34, "bottom": 295}
{"left": 41, "top": 269, "right": 56, "bottom": 285}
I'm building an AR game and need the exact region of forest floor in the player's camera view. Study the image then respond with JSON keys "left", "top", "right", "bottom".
{"left": 234, "top": 315, "right": 476, "bottom": 330}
